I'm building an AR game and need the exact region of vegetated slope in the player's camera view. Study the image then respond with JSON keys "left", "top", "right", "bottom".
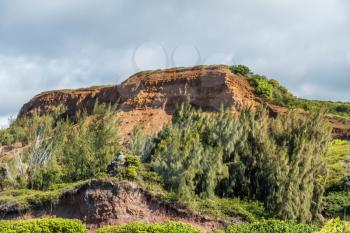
{"left": 0, "top": 179, "right": 229, "bottom": 232}
{"left": 17, "top": 65, "right": 350, "bottom": 142}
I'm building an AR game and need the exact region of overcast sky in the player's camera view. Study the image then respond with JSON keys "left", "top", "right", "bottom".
{"left": 1, "top": 0, "right": 350, "bottom": 127}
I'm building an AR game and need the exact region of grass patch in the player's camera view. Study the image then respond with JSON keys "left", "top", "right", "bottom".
{"left": 219, "top": 220, "right": 318, "bottom": 233}
{"left": 188, "top": 197, "right": 267, "bottom": 222}
{"left": 322, "top": 140, "right": 350, "bottom": 219}
{"left": 0, "top": 218, "right": 87, "bottom": 233}
{"left": 324, "top": 140, "right": 350, "bottom": 190}
{"left": 97, "top": 221, "right": 201, "bottom": 233}
{"left": 230, "top": 65, "right": 350, "bottom": 119}
{"left": 0, "top": 180, "right": 88, "bottom": 210}
{"left": 323, "top": 191, "right": 350, "bottom": 219}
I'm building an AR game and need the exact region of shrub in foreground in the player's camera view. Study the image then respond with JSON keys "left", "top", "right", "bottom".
{"left": 317, "top": 218, "right": 350, "bottom": 233}
{"left": 221, "top": 220, "right": 318, "bottom": 233}
{"left": 97, "top": 221, "right": 201, "bottom": 233}
{"left": 0, "top": 218, "right": 88, "bottom": 233}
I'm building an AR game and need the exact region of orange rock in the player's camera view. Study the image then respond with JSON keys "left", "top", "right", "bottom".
{"left": 18, "top": 65, "right": 350, "bottom": 141}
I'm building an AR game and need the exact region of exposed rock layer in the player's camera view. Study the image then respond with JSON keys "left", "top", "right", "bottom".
{"left": 18, "top": 65, "right": 350, "bottom": 139}
{"left": 0, "top": 179, "right": 233, "bottom": 232}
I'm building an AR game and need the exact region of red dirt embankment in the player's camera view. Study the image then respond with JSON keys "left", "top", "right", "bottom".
{"left": 0, "top": 179, "right": 236, "bottom": 232}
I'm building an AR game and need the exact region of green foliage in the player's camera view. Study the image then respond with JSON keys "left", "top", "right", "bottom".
{"left": 0, "top": 128, "right": 14, "bottom": 146}
{"left": 0, "top": 108, "right": 66, "bottom": 147}
{"left": 127, "top": 126, "right": 153, "bottom": 161}
{"left": 231, "top": 65, "right": 251, "bottom": 76}
{"left": 232, "top": 65, "right": 350, "bottom": 118}
{"left": 148, "top": 102, "right": 332, "bottom": 222}
{"left": 323, "top": 140, "right": 350, "bottom": 219}
{"left": 221, "top": 220, "right": 318, "bottom": 233}
{"left": 189, "top": 197, "right": 266, "bottom": 222}
{"left": 0, "top": 218, "right": 87, "bottom": 233}
{"left": 55, "top": 102, "right": 120, "bottom": 183}
{"left": 151, "top": 102, "right": 228, "bottom": 199}
{"left": 248, "top": 75, "right": 274, "bottom": 98}
{"left": 97, "top": 221, "right": 201, "bottom": 233}
{"left": 317, "top": 218, "right": 350, "bottom": 233}
{"left": 325, "top": 140, "right": 350, "bottom": 190}
{"left": 323, "top": 191, "right": 350, "bottom": 219}
{"left": 336, "top": 104, "right": 350, "bottom": 113}
{"left": 116, "top": 155, "right": 142, "bottom": 180}
{"left": 1, "top": 102, "right": 120, "bottom": 190}
{"left": 0, "top": 180, "right": 87, "bottom": 210}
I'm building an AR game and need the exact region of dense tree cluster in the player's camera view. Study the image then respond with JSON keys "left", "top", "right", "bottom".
{"left": 0, "top": 98, "right": 334, "bottom": 223}
{"left": 146, "top": 102, "right": 332, "bottom": 222}
{"left": 1, "top": 102, "right": 121, "bottom": 190}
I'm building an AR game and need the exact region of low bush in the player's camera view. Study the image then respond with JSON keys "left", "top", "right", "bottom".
{"left": 0, "top": 180, "right": 86, "bottom": 210}
{"left": 221, "top": 220, "right": 318, "bottom": 233}
{"left": 323, "top": 191, "right": 350, "bottom": 219}
{"left": 0, "top": 218, "right": 88, "bottom": 233}
{"left": 317, "top": 218, "right": 350, "bottom": 233}
{"left": 1, "top": 102, "right": 121, "bottom": 191}
{"left": 231, "top": 65, "right": 251, "bottom": 76}
{"left": 230, "top": 64, "right": 350, "bottom": 119}
{"left": 335, "top": 104, "right": 350, "bottom": 114}
{"left": 97, "top": 221, "right": 201, "bottom": 233}
{"left": 325, "top": 140, "right": 350, "bottom": 191}
{"left": 248, "top": 75, "right": 273, "bottom": 98}
{"left": 189, "top": 197, "right": 266, "bottom": 223}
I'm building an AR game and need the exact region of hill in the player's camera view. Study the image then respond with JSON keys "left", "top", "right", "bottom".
{"left": 18, "top": 65, "right": 350, "bottom": 141}
{"left": 1, "top": 65, "right": 350, "bottom": 232}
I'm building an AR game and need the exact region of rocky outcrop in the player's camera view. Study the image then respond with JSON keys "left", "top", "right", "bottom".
{"left": 18, "top": 65, "right": 350, "bottom": 140}
{"left": 18, "top": 65, "right": 261, "bottom": 141}
{"left": 19, "top": 65, "right": 259, "bottom": 116}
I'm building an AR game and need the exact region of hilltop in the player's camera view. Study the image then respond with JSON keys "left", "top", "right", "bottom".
{"left": 17, "top": 65, "right": 350, "bottom": 141}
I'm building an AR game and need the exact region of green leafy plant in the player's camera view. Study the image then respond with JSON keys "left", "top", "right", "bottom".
{"left": 1, "top": 102, "right": 121, "bottom": 191}
{"left": 97, "top": 221, "right": 201, "bottom": 233}
{"left": 317, "top": 218, "right": 350, "bottom": 233}
{"left": 231, "top": 65, "right": 251, "bottom": 76}
{"left": 189, "top": 197, "right": 266, "bottom": 222}
{"left": 221, "top": 220, "right": 318, "bottom": 233}
{"left": 0, "top": 218, "right": 88, "bottom": 233}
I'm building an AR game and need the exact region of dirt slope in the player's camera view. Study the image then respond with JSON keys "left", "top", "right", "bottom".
{"left": 0, "top": 179, "right": 234, "bottom": 232}
{"left": 18, "top": 65, "right": 350, "bottom": 140}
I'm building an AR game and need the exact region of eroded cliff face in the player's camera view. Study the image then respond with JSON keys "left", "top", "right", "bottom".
{"left": 18, "top": 65, "right": 261, "bottom": 140}
{"left": 18, "top": 65, "right": 350, "bottom": 140}
{"left": 0, "top": 179, "right": 232, "bottom": 232}
{"left": 19, "top": 65, "right": 259, "bottom": 115}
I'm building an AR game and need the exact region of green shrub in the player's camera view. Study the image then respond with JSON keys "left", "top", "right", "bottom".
{"left": 248, "top": 75, "right": 273, "bottom": 98}
{"left": 231, "top": 64, "right": 350, "bottom": 119}
{"left": 0, "top": 218, "right": 88, "bottom": 233}
{"left": 323, "top": 191, "right": 350, "bottom": 219}
{"left": 222, "top": 220, "right": 318, "bottom": 233}
{"left": 114, "top": 155, "right": 142, "bottom": 180}
{"left": 189, "top": 197, "right": 266, "bottom": 222}
{"left": 335, "top": 104, "right": 350, "bottom": 113}
{"left": 0, "top": 128, "right": 14, "bottom": 146}
{"left": 0, "top": 181, "right": 86, "bottom": 210}
{"left": 317, "top": 218, "right": 350, "bottom": 233}
{"left": 2, "top": 102, "right": 121, "bottom": 190}
{"left": 149, "top": 103, "right": 332, "bottom": 222}
{"left": 231, "top": 65, "right": 251, "bottom": 76}
{"left": 97, "top": 221, "right": 201, "bottom": 233}
{"left": 325, "top": 140, "right": 350, "bottom": 191}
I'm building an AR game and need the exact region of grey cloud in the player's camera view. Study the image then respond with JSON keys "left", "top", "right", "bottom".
{"left": 0, "top": 0, "right": 350, "bottom": 126}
